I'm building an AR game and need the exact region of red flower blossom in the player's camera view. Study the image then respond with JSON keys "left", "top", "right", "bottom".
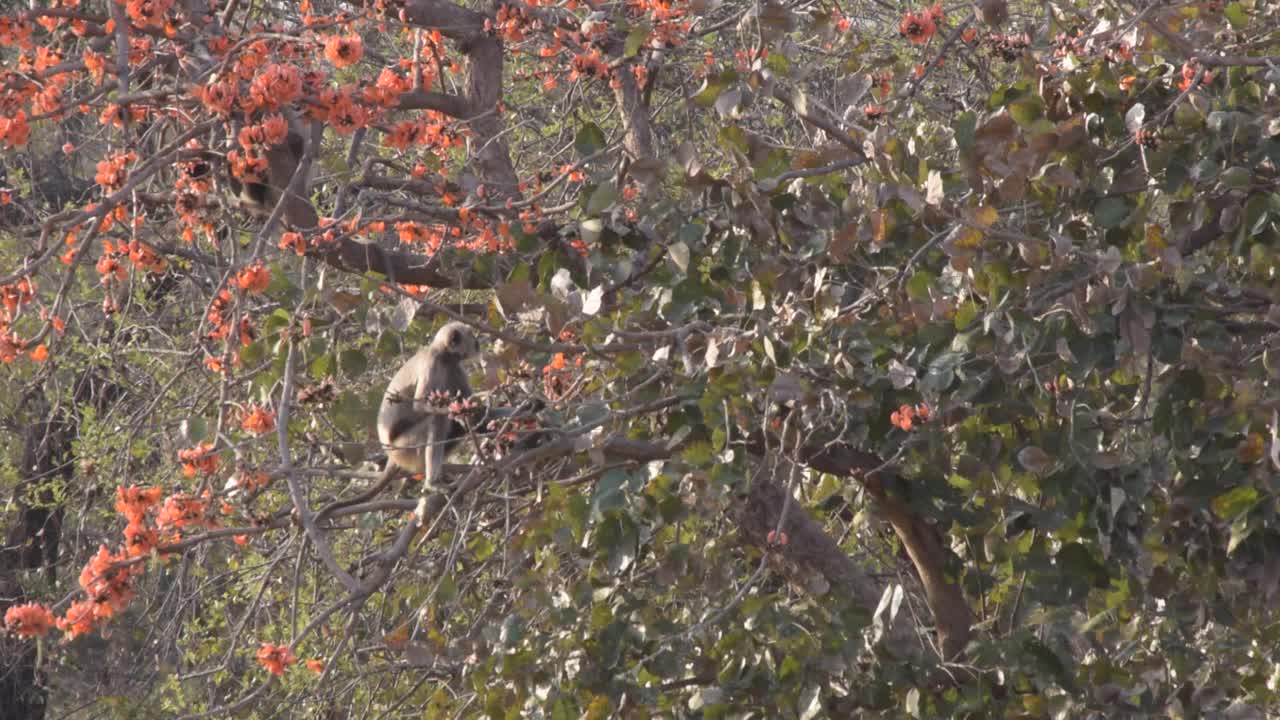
{"left": 257, "top": 642, "right": 297, "bottom": 676}
{"left": 899, "top": 10, "right": 936, "bottom": 44}
{"left": 4, "top": 603, "right": 56, "bottom": 638}
{"left": 324, "top": 35, "right": 363, "bottom": 68}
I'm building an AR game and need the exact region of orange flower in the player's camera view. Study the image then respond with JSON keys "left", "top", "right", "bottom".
{"left": 57, "top": 599, "right": 99, "bottom": 640}
{"left": 864, "top": 104, "right": 887, "bottom": 120}
{"left": 239, "top": 315, "right": 256, "bottom": 347}
{"left": 257, "top": 642, "right": 298, "bottom": 676}
{"left": 241, "top": 406, "right": 276, "bottom": 435}
{"left": 236, "top": 262, "right": 270, "bottom": 294}
{"left": 99, "top": 103, "right": 126, "bottom": 129}
{"left": 384, "top": 120, "right": 423, "bottom": 150}
{"left": 115, "top": 485, "right": 164, "bottom": 524}
{"left": 260, "top": 113, "right": 289, "bottom": 146}
{"left": 4, "top": 603, "right": 56, "bottom": 638}
{"left": 78, "top": 544, "right": 135, "bottom": 613}
{"left": 915, "top": 402, "right": 931, "bottom": 421}
{"left": 327, "top": 92, "right": 368, "bottom": 134}
{"left": 126, "top": 0, "right": 174, "bottom": 29}
{"left": 899, "top": 10, "right": 936, "bottom": 44}
{"left": 83, "top": 50, "right": 106, "bottom": 82}
{"left": 0, "top": 110, "right": 30, "bottom": 148}
{"left": 249, "top": 65, "right": 302, "bottom": 110}
{"left": 231, "top": 468, "right": 271, "bottom": 492}
{"left": 890, "top": 404, "right": 916, "bottom": 431}
{"left": 324, "top": 34, "right": 364, "bottom": 68}
{"left": 306, "top": 658, "right": 325, "bottom": 673}
{"left": 28, "top": 344, "right": 48, "bottom": 361}
{"left": 891, "top": 403, "right": 932, "bottom": 430}
{"left": 1178, "top": 59, "right": 1212, "bottom": 91}
{"left": 198, "top": 78, "right": 238, "bottom": 116}
{"left": 94, "top": 152, "right": 136, "bottom": 192}
{"left": 126, "top": 240, "right": 166, "bottom": 273}
{"left": 156, "top": 492, "right": 214, "bottom": 530}
{"left": 123, "top": 522, "right": 160, "bottom": 557}
{"left": 177, "top": 442, "right": 219, "bottom": 477}
{"left": 96, "top": 246, "right": 126, "bottom": 285}
{"left": 278, "top": 231, "right": 306, "bottom": 255}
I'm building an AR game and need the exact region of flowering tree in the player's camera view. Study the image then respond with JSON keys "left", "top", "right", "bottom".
{"left": 3, "top": 0, "right": 1280, "bottom": 716}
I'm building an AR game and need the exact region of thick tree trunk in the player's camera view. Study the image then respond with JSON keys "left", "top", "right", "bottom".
{"left": 0, "top": 418, "right": 70, "bottom": 720}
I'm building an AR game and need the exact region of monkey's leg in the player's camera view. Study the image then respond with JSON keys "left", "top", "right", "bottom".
{"left": 421, "top": 415, "right": 451, "bottom": 491}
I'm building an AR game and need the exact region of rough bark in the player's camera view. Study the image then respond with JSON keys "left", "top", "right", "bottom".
{"left": 399, "top": 0, "right": 519, "bottom": 197}
{"left": 610, "top": 68, "right": 656, "bottom": 162}
{"left": 0, "top": 414, "right": 69, "bottom": 720}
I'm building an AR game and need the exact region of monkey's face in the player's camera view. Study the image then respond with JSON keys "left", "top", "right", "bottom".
{"left": 434, "top": 321, "right": 481, "bottom": 361}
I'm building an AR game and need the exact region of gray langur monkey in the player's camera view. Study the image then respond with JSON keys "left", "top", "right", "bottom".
{"left": 377, "top": 321, "right": 481, "bottom": 490}
{"left": 226, "top": 109, "right": 318, "bottom": 229}
{"left": 313, "top": 323, "right": 547, "bottom": 528}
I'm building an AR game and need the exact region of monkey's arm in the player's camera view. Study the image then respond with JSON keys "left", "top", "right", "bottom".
{"left": 411, "top": 368, "right": 451, "bottom": 490}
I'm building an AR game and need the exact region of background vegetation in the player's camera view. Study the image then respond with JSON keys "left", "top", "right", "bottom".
{"left": 2, "top": 0, "right": 1279, "bottom": 717}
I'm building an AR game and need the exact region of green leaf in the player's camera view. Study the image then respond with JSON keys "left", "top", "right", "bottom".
{"left": 906, "top": 270, "right": 935, "bottom": 301}
{"left": 1057, "top": 542, "right": 1109, "bottom": 587}
{"left": 1094, "top": 197, "right": 1130, "bottom": 228}
{"left": 339, "top": 349, "right": 367, "bottom": 377}
{"left": 182, "top": 416, "right": 208, "bottom": 443}
{"left": 692, "top": 72, "right": 738, "bottom": 107}
{"left": 798, "top": 684, "right": 822, "bottom": 720}
{"left": 624, "top": 24, "right": 650, "bottom": 57}
{"left": 591, "top": 468, "right": 630, "bottom": 518}
{"left": 954, "top": 300, "right": 980, "bottom": 329}
{"left": 585, "top": 183, "right": 617, "bottom": 214}
{"left": 1224, "top": 2, "right": 1248, "bottom": 28}
{"left": 239, "top": 340, "right": 265, "bottom": 365}
{"left": 1008, "top": 96, "right": 1044, "bottom": 127}
{"left": 575, "top": 123, "right": 607, "bottom": 158}
{"left": 1227, "top": 514, "right": 1253, "bottom": 554}
{"left": 1211, "top": 485, "right": 1259, "bottom": 519}
{"left": 954, "top": 112, "right": 977, "bottom": 150}
{"left": 1220, "top": 166, "right": 1251, "bottom": 189}
{"left": 310, "top": 352, "right": 334, "bottom": 378}
{"left": 262, "top": 308, "right": 291, "bottom": 335}
{"left": 681, "top": 441, "right": 713, "bottom": 466}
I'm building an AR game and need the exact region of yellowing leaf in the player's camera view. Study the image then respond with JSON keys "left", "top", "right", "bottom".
{"left": 871, "top": 210, "right": 890, "bottom": 245}
{"left": 1236, "top": 433, "right": 1265, "bottom": 464}
{"left": 966, "top": 204, "right": 999, "bottom": 228}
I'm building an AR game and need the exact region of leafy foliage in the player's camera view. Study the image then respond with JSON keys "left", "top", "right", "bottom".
{"left": 2, "top": 0, "right": 1279, "bottom": 717}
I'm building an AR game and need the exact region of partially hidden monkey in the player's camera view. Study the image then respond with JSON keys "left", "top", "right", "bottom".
{"left": 377, "top": 321, "right": 481, "bottom": 491}
{"left": 226, "top": 110, "right": 318, "bottom": 229}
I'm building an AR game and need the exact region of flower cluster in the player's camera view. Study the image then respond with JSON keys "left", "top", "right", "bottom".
{"left": 178, "top": 442, "right": 220, "bottom": 477}
{"left": 899, "top": 5, "right": 943, "bottom": 45}
{"left": 257, "top": 643, "right": 297, "bottom": 676}
{"left": 890, "top": 402, "right": 932, "bottom": 431}
{"left": 4, "top": 604, "right": 56, "bottom": 638}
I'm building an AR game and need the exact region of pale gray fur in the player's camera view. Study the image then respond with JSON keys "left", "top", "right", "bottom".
{"left": 377, "top": 322, "right": 480, "bottom": 489}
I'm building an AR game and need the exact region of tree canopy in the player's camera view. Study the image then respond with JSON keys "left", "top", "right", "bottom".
{"left": 2, "top": 0, "right": 1280, "bottom": 717}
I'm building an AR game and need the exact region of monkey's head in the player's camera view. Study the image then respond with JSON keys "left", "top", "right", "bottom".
{"left": 431, "top": 321, "right": 481, "bottom": 360}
